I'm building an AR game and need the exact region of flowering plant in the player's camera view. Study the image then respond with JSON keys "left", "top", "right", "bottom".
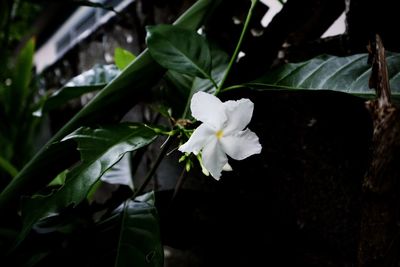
{"left": 1, "top": 0, "right": 396, "bottom": 266}
{"left": 179, "top": 91, "right": 261, "bottom": 179}
{"left": 0, "top": 0, "right": 262, "bottom": 265}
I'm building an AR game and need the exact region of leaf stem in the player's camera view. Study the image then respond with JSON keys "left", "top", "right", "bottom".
{"left": 215, "top": 0, "right": 258, "bottom": 95}
{"left": 208, "top": 74, "right": 219, "bottom": 91}
{"left": 132, "top": 136, "right": 175, "bottom": 199}
{"left": 0, "top": 156, "right": 18, "bottom": 178}
{"left": 220, "top": 84, "right": 248, "bottom": 92}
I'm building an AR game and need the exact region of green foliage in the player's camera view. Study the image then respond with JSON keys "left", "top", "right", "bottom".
{"left": 0, "top": 156, "right": 18, "bottom": 178}
{"left": 19, "top": 123, "right": 158, "bottom": 244}
{"left": 13, "top": 38, "right": 35, "bottom": 106}
{"left": 114, "top": 47, "right": 136, "bottom": 70}
{"left": 37, "top": 64, "right": 120, "bottom": 115}
{"left": 0, "top": 0, "right": 223, "bottom": 211}
{"left": 0, "top": 38, "right": 39, "bottom": 177}
{"left": 0, "top": 3, "right": 229, "bottom": 266}
{"left": 114, "top": 193, "right": 163, "bottom": 267}
{"left": 165, "top": 44, "right": 229, "bottom": 117}
{"left": 250, "top": 53, "right": 400, "bottom": 100}
{"left": 3, "top": 0, "right": 395, "bottom": 266}
{"left": 147, "top": 25, "right": 212, "bottom": 79}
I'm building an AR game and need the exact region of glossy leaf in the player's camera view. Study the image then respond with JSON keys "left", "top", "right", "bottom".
{"left": 114, "top": 192, "right": 163, "bottom": 267}
{"left": 251, "top": 53, "right": 400, "bottom": 99}
{"left": 0, "top": 0, "right": 223, "bottom": 211}
{"left": 19, "top": 123, "right": 158, "bottom": 243}
{"left": 165, "top": 44, "right": 229, "bottom": 117}
{"left": 147, "top": 25, "right": 212, "bottom": 79}
{"left": 115, "top": 48, "right": 136, "bottom": 70}
{"left": 65, "top": 64, "right": 120, "bottom": 87}
{"left": 37, "top": 65, "right": 120, "bottom": 115}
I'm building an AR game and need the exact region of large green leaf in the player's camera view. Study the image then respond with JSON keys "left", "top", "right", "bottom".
{"left": 36, "top": 64, "right": 120, "bottom": 115}
{"left": 113, "top": 192, "right": 163, "bottom": 267}
{"left": 165, "top": 44, "right": 229, "bottom": 118}
{"left": 147, "top": 25, "right": 212, "bottom": 79}
{"left": 18, "top": 123, "right": 158, "bottom": 244}
{"left": 0, "top": 0, "right": 223, "bottom": 210}
{"left": 250, "top": 53, "right": 400, "bottom": 99}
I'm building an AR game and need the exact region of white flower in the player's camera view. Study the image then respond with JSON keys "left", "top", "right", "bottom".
{"left": 178, "top": 91, "right": 262, "bottom": 180}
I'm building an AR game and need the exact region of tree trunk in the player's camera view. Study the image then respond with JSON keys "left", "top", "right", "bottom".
{"left": 358, "top": 34, "right": 400, "bottom": 267}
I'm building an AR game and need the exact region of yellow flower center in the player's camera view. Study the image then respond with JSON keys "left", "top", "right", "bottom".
{"left": 215, "top": 130, "right": 224, "bottom": 139}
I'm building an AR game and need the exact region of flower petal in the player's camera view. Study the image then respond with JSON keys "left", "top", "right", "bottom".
{"left": 220, "top": 129, "right": 262, "bottom": 160}
{"left": 178, "top": 123, "right": 214, "bottom": 155}
{"left": 223, "top": 98, "right": 254, "bottom": 134}
{"left": 202, "top": 138, "right": 228, "bottom": 180}
{"left": 222, "top": 163, "right": 233, "bottom": 172}
{"left": 190, "top": 91, "right": 226, "bottom": 130}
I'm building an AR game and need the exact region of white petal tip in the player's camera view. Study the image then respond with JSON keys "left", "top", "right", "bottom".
{"left": 222, "top": 163, "right": 233, "bottom": 172}
{"left": 211, "top": 174, "right": 221, "bottom": 181}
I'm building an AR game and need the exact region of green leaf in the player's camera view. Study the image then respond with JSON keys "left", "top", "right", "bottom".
{"left": 0, "top": 0, "right": 223, "bottom": 211}
{"left": 18, "top": 123, "right": 158, "bottom": 244}
{"left": 13, "top": 38, "right": 35, "bottom": 98}
{"left": 48, "top": 170, "right": 68, "bottom": 187}
{"left": 9, "top": 38, "right": 35, "bottom": 116}
{"left": 165, "top": 44, "right": 229, "bottom": 118}
{"left": 115, "top": 48, "right": 136, "bottom": 70}
{"left": 250, "top": 53, "right": 400, "bottom": 100}
{"left": 65, "top": 64, "right": 120, "bottom": 87}
{"left": 114, "top": 192, "right": 163, "bottom": 267}
{"left": 146, "top": 24, "right": 212, "bottom": 79}
{"left": 36, "top": 64, "right": 120, "bottom": 116}
{"left": 0, "top": 1, "right": 8, "bottom": 30}
{"left": 0, "top": 155, "right": 18, "bottom": 178}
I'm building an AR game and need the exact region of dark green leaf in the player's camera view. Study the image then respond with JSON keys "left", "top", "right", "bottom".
{"left": 147, "top": 25, "right": 212, "bottom": 79}
{"left": 0, "top": 1, "right": 8, "bottom": 30}
{"left": 65, "top": 64, "right": 120, "bottom": 87}
{"left": 37, "top": 64, "right": 120, "bottom": 115}
{"left": 0, "top": 155, "right": 18, "bottom": 177}
{"left": 115, "top": 48, "right": 136, "bottom": 70}
{"left": 250, "top": 53, "right": 400, "bottom": 99}
{"left": 0, "top": 0, "right": 223, "bottom": 212}
{"left": 48, "top": 170, "right": 68, "bottom": 187}
{"left": 114, "top": 192, "right": 163, "bottom": 267}
{"left": 19, "top": 123, "right": 158, "bottom": 244}
{"left": 165, "top": 44, "right": 229, "bottom": 117}
{"left": 9, "top": 38, "right": 35, "bottom": 116}
{"left": 13, "top": 38, "right": 35, "bottom": 98}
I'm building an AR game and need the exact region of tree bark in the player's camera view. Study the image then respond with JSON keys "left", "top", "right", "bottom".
{"left": 358, "top": 34, "right": 400, "bottom": 267}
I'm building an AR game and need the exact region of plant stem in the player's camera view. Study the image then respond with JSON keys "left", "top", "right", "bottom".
{"left": 215, "top": 0, "right": 258, "bottom": 95}
{"left": 132, "top": 136, "right": 174, "bottom": 199}
{"left": 208, "top": 75, "right": 219, "bottom": 91}
{"left": 0, "top": 156, "right": 18, "bottom": 178}
{"left": 220, "top": 84, "right": 248, "bottom": 92}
